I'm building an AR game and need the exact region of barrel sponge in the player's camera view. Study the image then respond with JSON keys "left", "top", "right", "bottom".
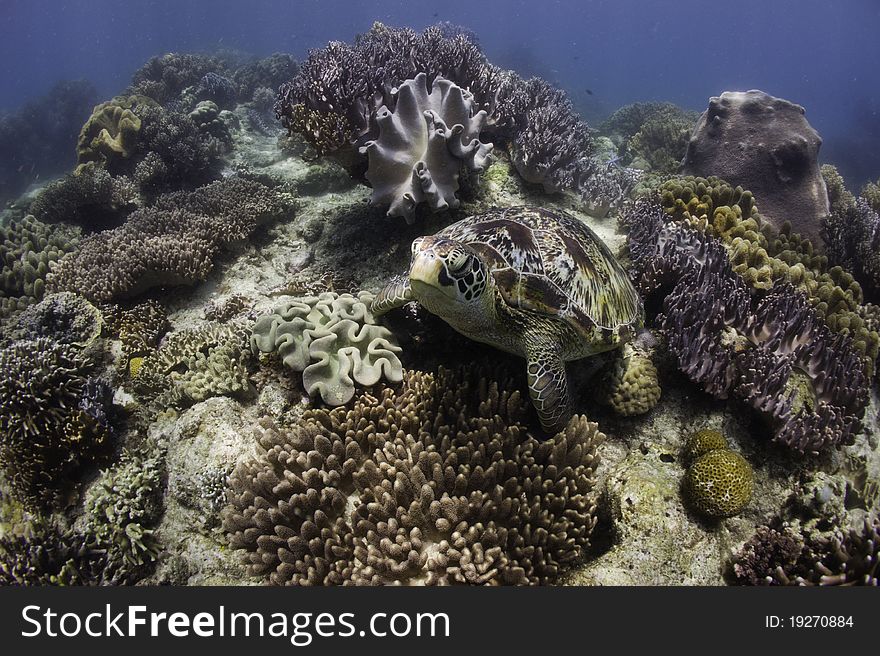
{"left": 603, "top": 347, "right": 660, "bottom": 416}
{"left": 76, "top": 97, "right": 144, "bottom": 168}
{"left": 683, "top": 449, "right": 753, "bottom": 519}
{"left": 251, "top": 291, "right": 403, "bottom": 406}
{"left": 361, "top": 73, "right": 493, "bottom": 223}
{"left": 222, "top": 365, "right": 604, "bottom": 585}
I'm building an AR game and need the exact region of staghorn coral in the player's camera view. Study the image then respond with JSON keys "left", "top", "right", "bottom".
{"left": 0, "top": 517, "right": 108, "bottom": 586}
{"left": 683, "top": 449, "right": 753, "bottom": 519}
{"left": 733, "top": 514, "right": 879, "bottom": 586}
{"left": 222, "top": 365, "right": 604, "bottom": 585}
{"left": 251, "top": 291, "right": 402, "bottom": 406}
{"left": 361, "top": 73, "right": 493, "bottom": 221}
{"left": 0, "top": 337, "right": 114, "bottom": 508}
{"left": 233, "top": 53, "right": 298, "bottom": 99}
{"left": 139, "top": 321, "right": 252, "bottom": 405}
{"left": 48, "top": 177, "right": 294, "bottom": 302}
{"left": 29, "top": 163, "right": 139, "bottom": 230}
{"left": 0, "top": 215, "right": 80, "bottom": 317}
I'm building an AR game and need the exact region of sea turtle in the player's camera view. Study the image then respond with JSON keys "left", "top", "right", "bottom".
{"left": 372, "top": 206, "right": 644, "bottom": 432}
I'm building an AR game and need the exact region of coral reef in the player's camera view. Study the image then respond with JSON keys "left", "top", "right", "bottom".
{"left": 82, "top": 448, "right": 165, "bottom": 580}
{"left": 138, "top": 321, "right": 252, "bottom": 405}
{"left": 683, "top": 449, "right": 753, "bottom": 519}
{"left": 0, "top": 80, "right": 98, "bottom": 202}
{"left": 362, "top": 73, "right": 493, "bottom": 221}
{"left": 0, "top": 215, "right": 80, "bottom": 317}
{"left": 233, "top": 53, "right": 298, "bottom": 100}
{"left": 129, "top": 53, "right": 226, "bottom": 104}
{"left": 29, "top": 163, "right": 139, "bottom": 230}
{"left": 48, "top": 177, "right": 294, "bottom": 302}
{"left": 682, "top": 90, "right": 828, "bottom": 245}
{"left": 251, "top": 291, "right": 403, "bottom": 406}
{"left": 600, "top": 101, "right": 698, "bottom": 173}
{"left": 732, "top": 514, "right": 879, "bottom": 586}
{"left": 223, "top": 366, "right": 604, "bottom": 585}
{"left": 276, "top": 23, "right": 630, "bottom": 214}
{"left": 193, "top": 72, "right": 238, "bottom": 109}
{"left": 76, "top": 97, "right": 144, "bottom": 170}
{"left": 11, "top": 292, "right": 102, "bottom": 347}
{"left": 624, "top": 197, "right": 870, "bottom": 452}
{"left": 0, "top": 337, "right": 114, "bottom": 508}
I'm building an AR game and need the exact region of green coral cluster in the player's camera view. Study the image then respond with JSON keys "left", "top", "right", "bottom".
{"left": 250, "top": 291, "right": 403, "bottom": 406}
{"left": 681, "top": 429, "right": 753, "bottom": 519}
{"left": 82, "top": 448, "right": 165, "bottom": 578}
{"left": 137, "top": 321, "right": 251, "bottom": 405}
{"left": 602, "top": 343, "right": 661, "bottom": 416}
{"left": 659, "top": 176, "right": 880, "bottom": 375}
{"left": 601, "top": 102, "right": 699, "bottom": 173}
{"left": 0, "top": 215, "right": 80, "bottom": 317}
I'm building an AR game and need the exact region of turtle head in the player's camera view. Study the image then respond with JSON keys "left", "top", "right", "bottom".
{"left": 408, "top": 236, "right": 490, "bottom": 311}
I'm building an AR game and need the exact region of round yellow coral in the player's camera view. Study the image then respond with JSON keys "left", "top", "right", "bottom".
{"left": 682, "top": 428, "right": 728, "bottom": 464}
{"left": 683, "top": 450, "right": 753, "bottom": 518}
{"left": 605, "top": 352, "right": 661, "bottom": 416}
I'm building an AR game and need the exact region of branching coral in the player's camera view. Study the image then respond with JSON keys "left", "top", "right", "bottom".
{"left": 276, "top": 23, "right": 628, "bottom": 213}
{"left": 129, "top": 53, "right": 227, "bottom": 104}
{"left": 362, "top": 73, "right": 493, "bottom": 222}
{"left": 29, "top": 163, "right": 139, "bottom": 230}
{"left": 222, "top": 365, "right": 604, "bottom": 585}
{"left": 251, "top": 291, "right": 403, "bottom": 406}
{"left": 732, "top": 515, "right": 879, "bottom": 586}
{"left": 0, "top": 215, "right": 80, "bottom": 317}
{"left": 600, "top": 102, "right": 698, "bottom": 174}
{"left": 0, "top": 337, "right": 114, "bottom": 508}
{"left": 48, "top": 177, "right": 294, "bottom": 302}
{"left": 233, "top": 53, "right": 298, "bottom": 99}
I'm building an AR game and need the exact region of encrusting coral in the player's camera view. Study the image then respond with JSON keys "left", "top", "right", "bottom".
{"left": 222, "top": 365, "right": 604, "bottom": 585}
{"left": 361, "top": 73, "right": 493, "bottom": 222}
{"left": 250, "top": 291, "right": 403, "bottom": 406}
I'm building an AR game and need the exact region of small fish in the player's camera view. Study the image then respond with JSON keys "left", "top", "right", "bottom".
{"left": 585, "top": 89, "right": 593, "bottom": 95}
{"left": 573, "top": 55, "right": 580, "bottom": 60}
{"left": 433, "top": 12, "right": 438, "bottom": 17}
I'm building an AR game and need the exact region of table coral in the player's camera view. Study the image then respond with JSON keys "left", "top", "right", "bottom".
{"left": 251, "top": 291, "right": 403, "bottom": 406}
{"left": 222, "top": 365, "right": 604, "bottom": 585}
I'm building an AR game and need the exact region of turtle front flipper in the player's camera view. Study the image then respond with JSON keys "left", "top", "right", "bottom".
{"left": 525, "top": 339, "right": 571, "bottom": 434}
{"left": 371, "top": 275, "right": 413, "bottom": 317}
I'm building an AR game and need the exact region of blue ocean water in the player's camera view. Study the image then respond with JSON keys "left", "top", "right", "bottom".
{"left": 1, "top": 0, "right": 879, "bottom": 186}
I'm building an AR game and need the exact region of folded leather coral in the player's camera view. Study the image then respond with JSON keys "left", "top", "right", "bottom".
{"left": 222, "top": 365, "right": 604, "bottom": 585}
{"left": 361, "top": 73, "right": 493, "bottom": 222}
{"left": 250, "top": 291, "right": 403, "bottom": 406}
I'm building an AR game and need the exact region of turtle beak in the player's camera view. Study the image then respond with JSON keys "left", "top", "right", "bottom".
{"left": 409, "top": 252, "right": 444, "bottom": 287}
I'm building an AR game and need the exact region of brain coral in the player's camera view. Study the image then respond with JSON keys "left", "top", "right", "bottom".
{"left": 362, "top": 73, "right": 493, "bottom": 222}
{"left": 222, "top": 366, "right": 604, "bottom": 585}
{"left": 251, "top": 291, "right": 403, "bottom": 406}
{"left": 683, "top": 449, "right": 753, "bottom": 519}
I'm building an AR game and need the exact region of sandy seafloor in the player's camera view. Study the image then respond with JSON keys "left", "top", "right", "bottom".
{"left": 52, "top": 105, "right": 871, "bottom": 587}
